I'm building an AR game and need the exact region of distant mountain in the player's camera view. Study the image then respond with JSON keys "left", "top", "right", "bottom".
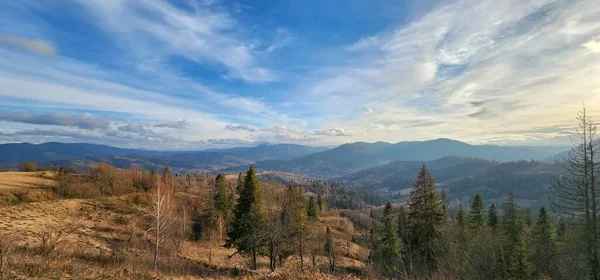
{"left": 211, "top": 144, "right": 329, "bottom": 161}
{"left": 340, "top": 156, "right": 565, "bottom": 209}
{"left": 0, "top": 142, "right": 148, "bottom": 164}
{"left": 2, "top": 142, "right": 328, "bottom": 172}
{"left": 224, "top": 138, "right": 567, "bottom": 178}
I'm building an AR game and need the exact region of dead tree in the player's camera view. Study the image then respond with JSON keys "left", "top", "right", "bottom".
{"left": 551, "top": 105, "right": 600, "bottom": 279}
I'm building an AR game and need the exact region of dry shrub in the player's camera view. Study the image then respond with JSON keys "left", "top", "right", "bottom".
{"left": 33, "top": 222, "right": 78, "bottom": 255}
{"left": 0, "top": 233, "right": 17, "bottom": 279}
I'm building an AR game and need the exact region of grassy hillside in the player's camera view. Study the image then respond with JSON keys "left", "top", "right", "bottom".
{"left": 0, "top": 170, "right": 373, "bottom": 279}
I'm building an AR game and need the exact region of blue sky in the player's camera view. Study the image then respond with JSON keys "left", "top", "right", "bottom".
{"left": 0, "top": 0, "right": 599, "bottom": 149}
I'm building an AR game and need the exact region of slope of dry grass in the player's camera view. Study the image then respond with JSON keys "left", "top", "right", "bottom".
{"left": 0, "top": 172, "right": 372, "bottom": 279}
{"left": 0, "top": 171, "right": 58, "bottom": 206}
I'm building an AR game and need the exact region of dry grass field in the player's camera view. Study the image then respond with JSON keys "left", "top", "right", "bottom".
{"left": 0, "top": 172, "right": 371, "bottom": 279}
{"left": 0, "top": 172, "right": 58, "bottom": 206}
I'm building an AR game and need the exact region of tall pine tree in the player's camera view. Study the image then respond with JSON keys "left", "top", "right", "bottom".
{"left": 456, "top": 203, "right": 466, "bottom": 227}
{"left": 373, "top": 202, "right": 400, "bottom": 275}
{"left": 468, "top": 193, "right": 486, "bottom": 230}
{"left": 408, "top": 165, "right": 444, "bottom": 272}
{"left": 488, "top": 203, "right": 499, "bottom": 230}
{"left": 307, "top": 196, "right": 319, "bottom": 221}
{"left": 226, "top": 166, "right": 265, "bottom": 270}
{"left": 532, "top": 207, "right": 556, "bottom": 277}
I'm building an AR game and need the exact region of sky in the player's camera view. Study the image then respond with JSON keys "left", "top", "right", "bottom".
{"left": 0, "top": 0, "right": 599, "bottom": 149}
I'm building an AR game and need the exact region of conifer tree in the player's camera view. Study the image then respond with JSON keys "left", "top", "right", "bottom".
{"left": 456, "top": 204, "right": 466, "bottom": 227}
{"left": 440, "top": 190, "right": 449, "bottom": 221}
{"left": 307, "top": 196, "right": 319, "bottom": 221}
{"left": 468, "top": 193, "right": 486, "bottom": 230}
{"left": 236, "top": 172, "right": 244, "bottom": 195}
{"left": 532, "top": 207, "right": 556, "bottom": 277}
{"left": 209, "top": 174, "right": 234, "bottom": 240}
{"left": 494, "top": 246, "right": 508, "bottom": 279}
{"left": 408, "top": 165, "right": 444, "bottom": 271}
{"left": 397, "top": 206, "right": 409, "bottom": 244}
{"left": 375, "top": 202, "right": 400, "bottom": 275}
{"left": 226, "top": 166, "right": 265, "bottom": 270}
{"left": 488, "top": 203, "right": 499, "bottom": 230}
{"left": 511, "top": 230, "right": 532, "bottom": 279}
{"left": 502, "top": 193, "right": 520, "bottom": 242}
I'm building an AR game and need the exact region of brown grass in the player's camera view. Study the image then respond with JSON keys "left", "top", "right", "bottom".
{"left": 0, "top": 171, "right": 371, "bottom": 279}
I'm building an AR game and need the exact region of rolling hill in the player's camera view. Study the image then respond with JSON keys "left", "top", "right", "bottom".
{"left": 339, "top": 156, "right": 565, "bottom": 209}
{"left": 225, "top": 139, "right": 567, "bottom": 178}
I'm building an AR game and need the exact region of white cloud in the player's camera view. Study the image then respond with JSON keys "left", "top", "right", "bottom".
{"left": 299, "top": 0, "right": 600, "bottom": 145}
{"left": 583, "top": 39, "right": 600, "bottom": 53}
{"left": 0, "top": 36, "right": 56, "bottom": 56}
{"left": 76, "top": 0, "right": 276, "bottom": 83}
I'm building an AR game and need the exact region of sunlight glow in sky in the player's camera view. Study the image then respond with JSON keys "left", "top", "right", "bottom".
{"left": 0, "top": 0, "right": 599, "bottom": 149}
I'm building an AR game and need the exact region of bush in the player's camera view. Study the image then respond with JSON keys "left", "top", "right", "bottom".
{"left": 19, "top": 162, "right": 38, "bottom": 172}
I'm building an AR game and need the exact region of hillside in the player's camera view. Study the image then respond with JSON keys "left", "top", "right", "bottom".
{"left": 225, "top": 139, "right": 567, "bottom": 178}
{"left": 0, "top": 171, "right": 371, "bottom": 279}
{"left": 340, "top": 156, "right": 564, "bottom": 209}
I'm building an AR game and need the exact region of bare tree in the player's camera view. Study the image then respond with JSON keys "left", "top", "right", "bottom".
{"left": 145, "top": 177, "right": 174, "bottom": 269}
{"left": 551, "top": 105, "right": 600, "bottom": 279}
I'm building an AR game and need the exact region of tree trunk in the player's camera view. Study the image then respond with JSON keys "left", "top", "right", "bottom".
{"left": 252, "top": 249, "right": 257, "bottom": 270}
{"left": 299, "top": 235, "right": 304, "bottom": 271}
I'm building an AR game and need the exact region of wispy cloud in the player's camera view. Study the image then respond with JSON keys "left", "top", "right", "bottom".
{"left": 225, "top": 124, "right": 257, "bottom": 132}
{"left": 0, "top": 111, "right": 109, "bottom": 130}
{"left": 155, "top": 120, "right": 189, "bottom": 129}
{"left": 0, "top": 36, "right": 56, "bottom": 56}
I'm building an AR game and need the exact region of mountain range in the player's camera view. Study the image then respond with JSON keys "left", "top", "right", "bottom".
{"left": 0, "top": 140, "right": 567, "bottom": 178}
{"left": 223, "top": 138, "right": 567, "bottom": 178}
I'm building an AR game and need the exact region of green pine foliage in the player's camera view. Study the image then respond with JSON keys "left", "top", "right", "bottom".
{"left": 468, "top": 193, "right": 486, "bottom": 230}
{"left": 397, "top": 205, "right": 409, "bottom": 244}
{"left": 372, "top": 202, "right": 400, "bottom": 276}
{"left": 408, "top": 165, "right": 444, "bottom": 272}
{"left": 226, "top": 166, "right": 266, "bottom": 270}
{"left": 236, "top": 172, "right": 244, "bottom": 195}
{"left": 488, "top": 203, "right": 499, "bottom": 230}
{"left": 532, "top": 207, "right": 556, "bottom": 277}
{"left": 307, "top": 196, "right": 319, "bottom": 221}
{"left": 456, "top": 203, "right": 466, "bottom": 227}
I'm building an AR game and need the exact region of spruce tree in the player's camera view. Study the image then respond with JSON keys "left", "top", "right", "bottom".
{"left": 209, "top": 174, "right": 234, "bottom": 240}
{"left": 408, "top": 165, "right": 444, "bottom": 271}
{"left": 397, "top": 206, "right": 409, "bottom": 244}
{"left": 307, "top": 196, "right": 319, "bottom": 221}
{"left": 468, "top": 193, "right": 486, "bottom": 230}
{"left": 226, "top": 166, "right": 265, "bottom": 270}
{"left": 376, "top": 202, "right": 400, "bottom": 275}
{"left": 511, "top": 229, "right": 532, "bottom": 279}
{"left": 532, "top": 207, "right": 556, "bottom": 277}
{"left": 440, "top": 190, "right": 449, "bottom": 221}
{"left": 488, "top": 203, "right": 499, "bottom": 230}
{"left": 456, "top": 203, "right": 466, "bottom": 227}
{"left": 502, "top": 193, "right": 520, "bottom": 242}
{"left": 236, "top": 172, "right": 244, "bottom": 194}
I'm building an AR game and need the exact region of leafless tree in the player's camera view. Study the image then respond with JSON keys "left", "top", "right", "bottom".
{"left": 145, "top": 177, "right": 174, "bottom": 269}
{"left": 551, "top": 105, "right": 600, "bottom": 279}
